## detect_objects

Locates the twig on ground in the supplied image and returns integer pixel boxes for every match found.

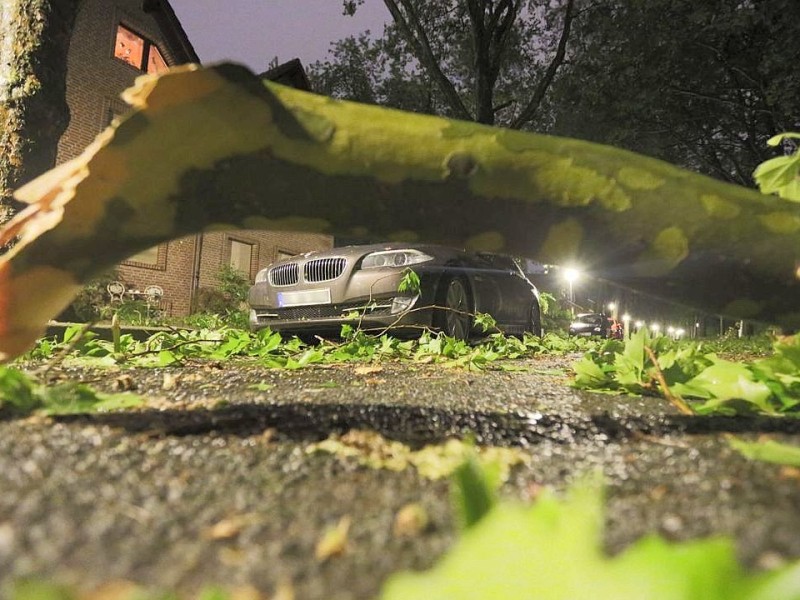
[644,345,694,416]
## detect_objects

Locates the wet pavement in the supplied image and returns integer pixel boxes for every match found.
[1,356,799,598]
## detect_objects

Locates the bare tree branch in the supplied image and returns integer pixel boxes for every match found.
[510,0,574,129]
[384,0,473,121]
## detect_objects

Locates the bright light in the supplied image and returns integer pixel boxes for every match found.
[608,302,617,312]
[635,321,644,329]
[651,323,660,333]
[622,313,631,322]
[676,328,685,338]
[562,267,581,283]
[667,326,675,334]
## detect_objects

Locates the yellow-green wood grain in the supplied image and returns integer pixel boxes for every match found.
[1,63,798,359]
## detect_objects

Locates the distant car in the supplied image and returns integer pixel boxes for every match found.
[248,243,542,340]
[568,312,619,338]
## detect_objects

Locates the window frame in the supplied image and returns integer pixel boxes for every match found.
[226,235,259,281]
[122,243,168,271]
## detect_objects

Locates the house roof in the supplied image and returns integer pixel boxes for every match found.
[142,0,200,64]
[259,58,312,92]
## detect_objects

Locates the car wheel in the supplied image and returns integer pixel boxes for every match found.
[528,302,543,338]
[436,276,472,340]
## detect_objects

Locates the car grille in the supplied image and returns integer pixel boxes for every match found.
[256,301,393,322]
[305,257,346,283]
[269,263,299,286]
[268,258,346,286]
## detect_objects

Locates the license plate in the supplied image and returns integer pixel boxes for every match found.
[278,288,331,307]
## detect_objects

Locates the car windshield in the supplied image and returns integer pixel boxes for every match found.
[577,314,603,325]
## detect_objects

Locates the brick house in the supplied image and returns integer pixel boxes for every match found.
[57,0,333,317]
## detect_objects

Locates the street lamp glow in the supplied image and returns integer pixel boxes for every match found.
[622,313,631,322]
[608,302,617,312]
[561,266,582,315]
[563,267,581,284]
[650,323,660,334]
[635,320,644,329]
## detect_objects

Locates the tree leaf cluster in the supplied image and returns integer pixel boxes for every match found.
[549,0,800,185]
[24,323,593,372]
[0,364,143,417]
[573,328,800,415]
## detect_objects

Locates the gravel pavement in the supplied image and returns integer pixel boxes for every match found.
[1,355,799,598]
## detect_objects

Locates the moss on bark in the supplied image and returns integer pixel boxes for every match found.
[0,0,81,223]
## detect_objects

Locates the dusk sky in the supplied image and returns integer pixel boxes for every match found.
[169,1,389,72]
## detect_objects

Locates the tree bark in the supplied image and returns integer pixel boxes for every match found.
[0,0,81,223]
[468,0,519,125]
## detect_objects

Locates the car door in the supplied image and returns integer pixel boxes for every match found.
[473,254,531,327]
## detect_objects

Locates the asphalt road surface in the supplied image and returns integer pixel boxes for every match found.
[1,356,799,599]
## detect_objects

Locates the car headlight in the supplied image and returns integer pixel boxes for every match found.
[361,249,434,269]
[255,269,269,283]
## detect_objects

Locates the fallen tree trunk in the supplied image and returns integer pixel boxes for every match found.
[1,63,798,359]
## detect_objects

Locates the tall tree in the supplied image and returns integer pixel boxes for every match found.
[318,0,575,128]
[548,0,800,185]
[0,0,80,223]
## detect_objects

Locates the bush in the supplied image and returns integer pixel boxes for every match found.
[193,286,231,315]
[58,271,122,322]
[189,266,251,329]
[218,264,250,304]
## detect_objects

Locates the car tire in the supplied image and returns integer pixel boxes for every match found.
[436,276,473,340]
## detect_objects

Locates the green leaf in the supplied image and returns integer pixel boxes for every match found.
[767,133,800,147]
[0,366,41,413]
[614,327,648,388]
[248,382,274,391]
[398,268,421,294]
[450,455,497,530]
[674,355,774,414]
[381,477,800,600]
[729,437,800,467]
[753,154,800,201]
[92,392,146,412]
[10,579,76,600]
[255,328,283,354]
[198,587,230,600]
[157,349,179,366]
[38,383,107,415]
[573,355,612,389]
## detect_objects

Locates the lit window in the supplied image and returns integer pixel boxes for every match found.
[114,25,144,69]
[147,45,168,74]
[113,24,168,73]
[230,241,253,275]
